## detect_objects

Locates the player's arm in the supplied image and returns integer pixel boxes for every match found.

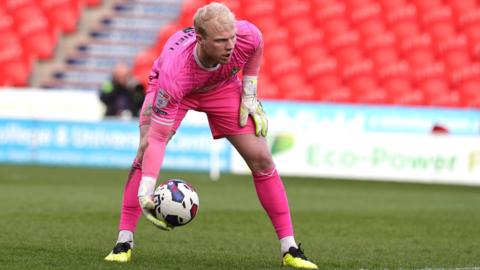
[137,77,177,230]
[239,28,267,137]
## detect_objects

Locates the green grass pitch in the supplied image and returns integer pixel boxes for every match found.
[1,164,479,270]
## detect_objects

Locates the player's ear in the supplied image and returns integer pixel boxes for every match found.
[196,33,204,45]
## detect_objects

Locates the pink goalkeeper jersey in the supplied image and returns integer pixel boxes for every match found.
[141,20,263,179]
[146,20,262,120]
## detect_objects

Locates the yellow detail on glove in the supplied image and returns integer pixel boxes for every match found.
[240,76,268,137]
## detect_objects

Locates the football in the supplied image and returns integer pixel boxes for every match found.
[153,179,199,227]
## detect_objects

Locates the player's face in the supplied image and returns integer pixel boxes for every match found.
[198,23,236,66]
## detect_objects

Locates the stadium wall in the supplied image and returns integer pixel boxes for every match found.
[1,88,479,185]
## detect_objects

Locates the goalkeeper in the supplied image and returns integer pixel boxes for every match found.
[105,2,317,269]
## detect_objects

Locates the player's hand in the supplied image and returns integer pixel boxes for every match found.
[240,77,268,137]
[138,196,174,231]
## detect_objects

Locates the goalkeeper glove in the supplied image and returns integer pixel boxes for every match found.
[138,195,174,231]
[239,76,268,137]
[138,177,173,231]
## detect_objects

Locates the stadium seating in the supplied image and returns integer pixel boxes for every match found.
[40,0,83,34]
[3,0,479,109]
[128,0,480,108]
[0,0,96,86]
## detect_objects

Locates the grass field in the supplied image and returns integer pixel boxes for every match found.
[1,164,480,270]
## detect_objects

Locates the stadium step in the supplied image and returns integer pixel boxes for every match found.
[33,0,181,90]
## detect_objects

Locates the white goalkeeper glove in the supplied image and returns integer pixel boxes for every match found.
[138,177,173,231]
[239,76,268,137]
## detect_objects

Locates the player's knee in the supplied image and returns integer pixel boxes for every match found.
[248,152,274,172]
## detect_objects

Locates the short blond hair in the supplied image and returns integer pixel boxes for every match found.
[193,2,236,37]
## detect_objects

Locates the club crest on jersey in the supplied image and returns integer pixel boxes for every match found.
[231,67,240,76]
[149,70,159,81]
[153,90,170,114]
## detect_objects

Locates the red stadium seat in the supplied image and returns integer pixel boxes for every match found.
[378,61,413,95]
[291,30,323,53]
[84,0,101,7]
[276,0,311,25]
[452,64,480,101]
[411,0,443,13]
[472,43,480,59]
[178,0,208,27]
[342,59,378,95]
[428,90,461,107]
[378,0,408,12]
[353,87,388,104]
[40,0,81,34]
[266,56,301,78]
[446,0,478,16]
[132,48,158,87]
[438,35,472,72]
[458,10,480,46]
[315,86,353,103]
[0,33,30,86]
[320,19,350,40]
[0,7,12,29]
[10,5,58,60]
[284,17,316,36]
[254,17,279,33]
[314,1,349,38]
[216,0,243,19]
[386,4,420,39]
[253,17,285,48]
[286,18,323,52]
[413,62,450,100]
[364,32,399,67]
[305,57,343,92]
[344,0,374,10]
[280,75,315,101]
[262,28,289,49]
[310,0,339,9]
[257,75,281,100]
[390,89,425,106]
[241,0,276,21]
[421,6,456,42]
[400,34,435,69]
[328,31,363,66]
[1,0,36,11]
[459,78,480,100]
[350,3,385,38]
[264,42,293,59]
[298,44,329,67]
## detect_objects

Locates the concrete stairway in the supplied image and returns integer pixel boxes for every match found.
[33,0,183,91]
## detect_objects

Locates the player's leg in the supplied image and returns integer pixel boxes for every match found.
[199,81,317,269]
[226,134,317,269]
[105,93,154,262]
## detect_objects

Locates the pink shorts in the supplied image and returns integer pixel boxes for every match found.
[140,81,255,139]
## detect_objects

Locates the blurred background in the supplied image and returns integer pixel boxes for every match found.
[0,0,480,185]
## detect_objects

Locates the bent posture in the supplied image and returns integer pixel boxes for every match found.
[105,3,317,269]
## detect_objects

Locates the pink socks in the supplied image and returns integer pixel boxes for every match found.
[252,167,294,239]
[118,158,143,232]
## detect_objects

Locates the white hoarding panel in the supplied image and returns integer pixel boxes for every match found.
[232,132,480,185]
[0,88,105,121]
